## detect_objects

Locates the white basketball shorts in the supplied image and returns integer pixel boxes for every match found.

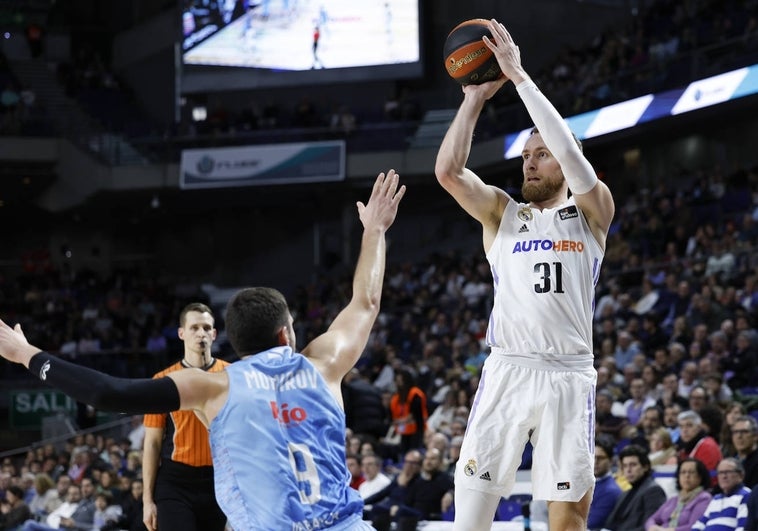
[455,353,596,502]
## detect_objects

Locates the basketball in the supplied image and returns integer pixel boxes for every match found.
[443,18,503,85]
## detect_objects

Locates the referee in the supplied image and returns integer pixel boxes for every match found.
[142,303,229,531]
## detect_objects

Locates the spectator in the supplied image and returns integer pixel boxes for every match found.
[639,313,669,354]
[648,427,678,467]
[657,372,689,411]
[698,403,725,442]
[724,330,758,390]
[645,457,712,531]
[732,415,758,488]
[95,471,119,503]
[27,474,57,521]
[358,455,391,501]
[364,450,422,531]
[426,390,458,434]
[704,240,736,281]
[43,476,70,517]
[19,483,83,530]
[676,410,723,481]
[92,492,121,531]
[398,448,453,525]
[604,444,666,530]
[615,331,642,370]
[389,369,428,458]
[66,450,92,486]
[720,402,748,458]
[692,458,750,530]
[342,368,388,440]
[126,416,144,451]
[65,478,96,529]
[677,362,700,399]
[702,372,733,406]
[596,389,628,442]
[588,435,624,531]
[688,385,710,414]
[425,432,451,471]
[623,378,657,427]
[1,485,32,530]
[114,478,146,531]
[446,436,463,478]
[346,454,365,491]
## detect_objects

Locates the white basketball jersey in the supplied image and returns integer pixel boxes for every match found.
[485,196,603,358]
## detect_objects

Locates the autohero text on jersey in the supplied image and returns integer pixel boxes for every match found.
[512,239,585,253]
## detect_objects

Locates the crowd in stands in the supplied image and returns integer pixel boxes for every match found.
[531,0,758,118]
[0,427,148,530]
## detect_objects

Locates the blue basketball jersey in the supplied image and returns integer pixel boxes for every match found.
[210,346,365,530]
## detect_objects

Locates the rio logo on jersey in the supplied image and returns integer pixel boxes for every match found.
[270,401,308,426]
[512,239,584,253]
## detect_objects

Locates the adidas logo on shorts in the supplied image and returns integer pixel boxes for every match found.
[479,471,491,481]
[557,481,571,490]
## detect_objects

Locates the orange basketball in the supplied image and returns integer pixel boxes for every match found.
[443,18,503,85]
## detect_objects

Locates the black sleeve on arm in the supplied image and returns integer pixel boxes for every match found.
[28,351,181,414]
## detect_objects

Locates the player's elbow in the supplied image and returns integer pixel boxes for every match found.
[363,292,381,316]
[434,162,461,191]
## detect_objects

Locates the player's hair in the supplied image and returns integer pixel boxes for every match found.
[225,287,289,357]
[179,302,214,326]
[530,126,583,152]
[675,458,711,491]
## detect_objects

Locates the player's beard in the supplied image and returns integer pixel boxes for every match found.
[522,175,564,203]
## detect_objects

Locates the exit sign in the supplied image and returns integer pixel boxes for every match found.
[9,389,77,429]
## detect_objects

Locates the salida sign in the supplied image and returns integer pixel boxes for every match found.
[10,389,77,429]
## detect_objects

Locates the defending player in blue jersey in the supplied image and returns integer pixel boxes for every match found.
[0,170,405,531]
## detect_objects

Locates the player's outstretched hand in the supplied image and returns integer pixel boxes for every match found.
[357,169,406,231]
[482,18,528,86]
[0,319,39,367]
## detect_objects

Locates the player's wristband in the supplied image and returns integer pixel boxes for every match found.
[28,351,181,414]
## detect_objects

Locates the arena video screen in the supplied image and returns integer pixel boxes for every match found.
[181,0,423,92]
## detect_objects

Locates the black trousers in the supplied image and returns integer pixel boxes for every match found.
[154,460,226,531]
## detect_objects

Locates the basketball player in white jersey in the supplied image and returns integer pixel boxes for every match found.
[435,19,615,531]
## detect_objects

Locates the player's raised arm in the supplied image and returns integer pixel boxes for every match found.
[484,18,615,245]
[303,170,404,384]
